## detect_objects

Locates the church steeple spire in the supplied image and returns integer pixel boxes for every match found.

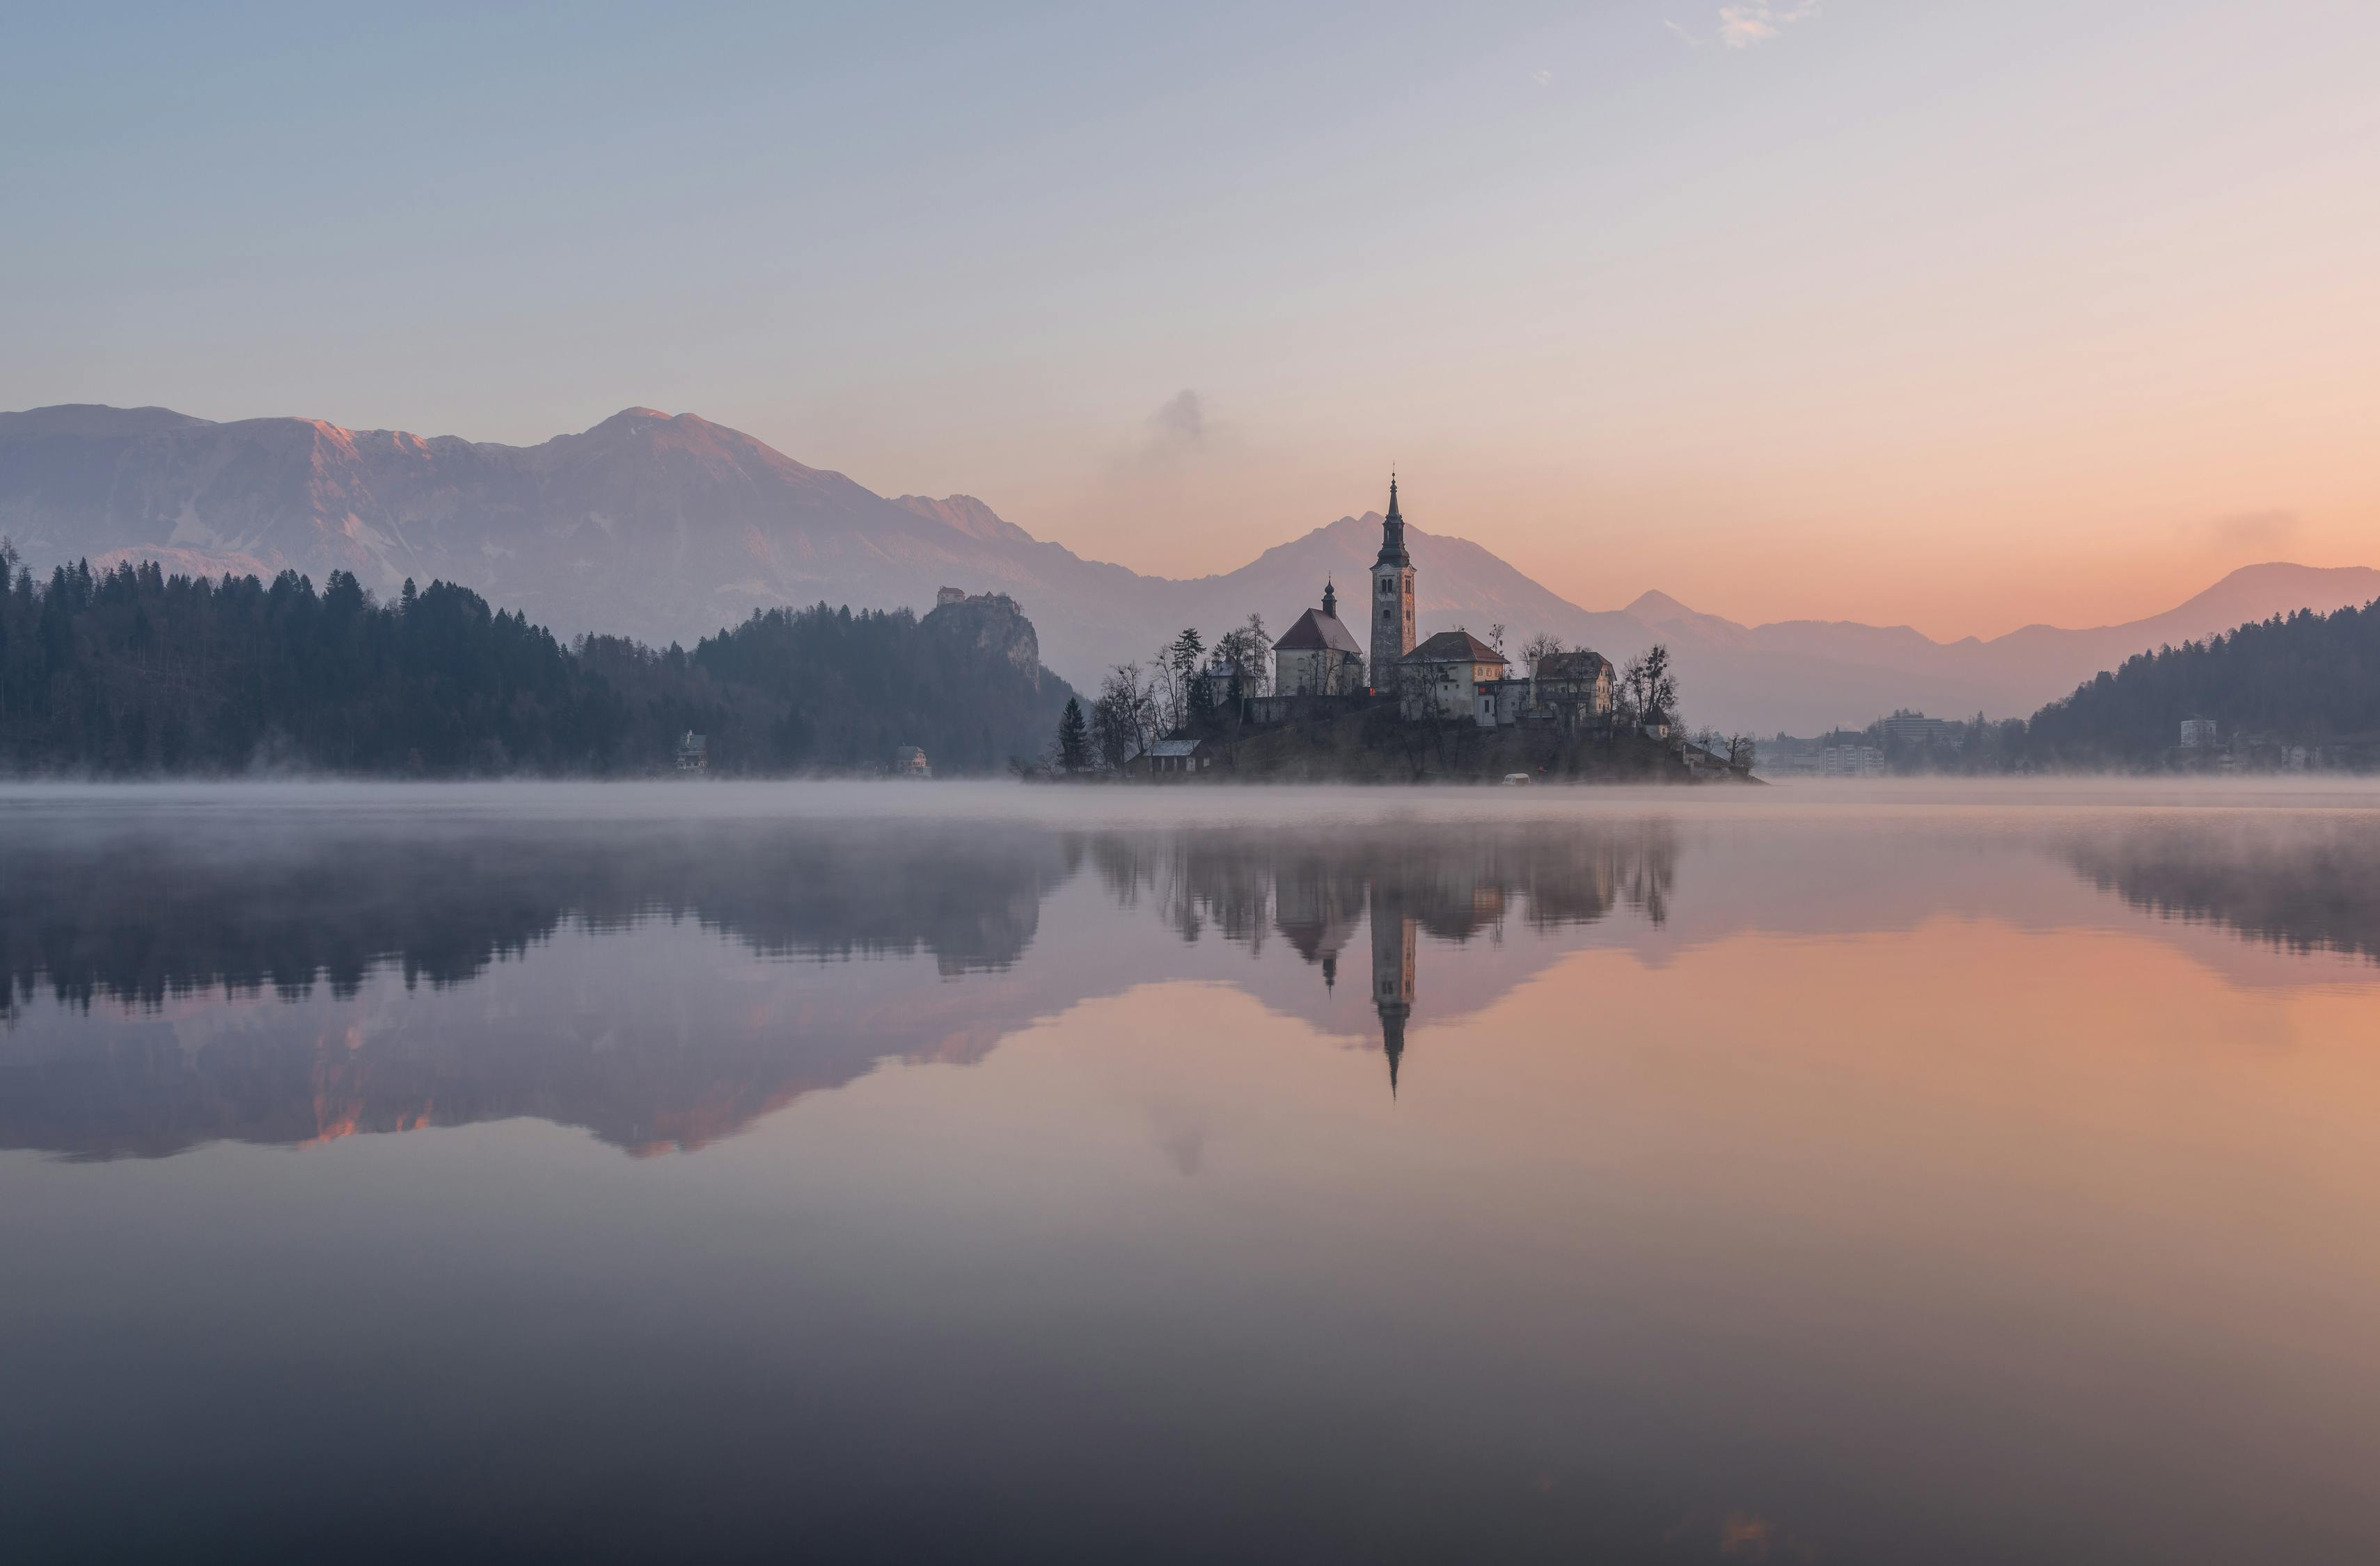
[1367,470,1417,686]
[1322,578,1338,618]
[1376,474,1408,567]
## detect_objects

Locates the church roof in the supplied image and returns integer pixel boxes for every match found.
[1402,629,1506,665]
[1274,606,1364,655]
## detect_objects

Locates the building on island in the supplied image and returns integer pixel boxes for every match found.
[2180,717,2219,749]
[674,731,707,771]
[1369,475,1417,689]
[1140,477,1673,773]
[1272,580,1367,696]
[1146,738,1209,775]
[1530,650,1615,727]
[1397,630,1510,725]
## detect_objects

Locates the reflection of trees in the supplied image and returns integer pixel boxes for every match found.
[1081,820,1680,965]
[0,822,1069,1013]
[0,813,1685,1156]
[2069,821,2380,964]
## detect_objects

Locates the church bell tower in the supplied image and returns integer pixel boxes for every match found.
[1369,475,1416,690]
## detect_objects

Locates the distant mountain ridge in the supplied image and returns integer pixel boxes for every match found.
[4,402,2373,732]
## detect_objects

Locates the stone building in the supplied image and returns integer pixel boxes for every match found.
[1271,581,1366,696]
[1530,649,1615,728]
[1397,630,1510,725]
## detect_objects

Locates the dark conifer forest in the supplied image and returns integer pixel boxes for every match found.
[2024,599,2380,764]
[0,553,1073,776]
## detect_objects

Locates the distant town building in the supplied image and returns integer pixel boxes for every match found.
[1271,580,1367,696]
[936,586,968,607]
[893,745,932,777]
[673,731,707,771]
[1398,630,1509,725]
[1369,475,1417,688]
[1818,743,1884,777]
[2180,717,2219,748]
[1880,712,1960,752]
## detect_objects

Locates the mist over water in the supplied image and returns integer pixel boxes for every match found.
[6,781,2380,1563]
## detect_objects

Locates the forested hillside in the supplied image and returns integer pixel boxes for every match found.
[0,548,1071,775]
[2026,599,2380,764]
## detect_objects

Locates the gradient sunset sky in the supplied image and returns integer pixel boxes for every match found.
[7,2,2377,639]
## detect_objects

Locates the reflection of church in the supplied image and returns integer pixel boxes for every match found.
[1370,889,1415,1097]
[1261,825,1677,1101]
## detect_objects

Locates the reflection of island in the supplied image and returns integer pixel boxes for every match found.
[1089,823,1680,1095]
[0,814,1682,1157]
[2067,820,2380,965]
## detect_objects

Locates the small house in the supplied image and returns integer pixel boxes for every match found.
[674,731,707,771]
[893,745,932,777]
[1146,738,1209,775]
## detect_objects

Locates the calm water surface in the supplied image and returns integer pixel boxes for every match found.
[4,782,2379,1563]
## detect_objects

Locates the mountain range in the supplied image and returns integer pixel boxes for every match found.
[5,402,2374,734]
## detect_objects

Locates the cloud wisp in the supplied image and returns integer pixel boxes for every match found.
[1669,3,1820,50]
[1146,389,1210,453]
[2180,509,2301,555]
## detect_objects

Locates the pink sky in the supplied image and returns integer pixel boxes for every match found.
[9,3,2376,640]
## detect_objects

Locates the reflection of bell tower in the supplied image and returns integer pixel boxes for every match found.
[1370,890,1417,1098]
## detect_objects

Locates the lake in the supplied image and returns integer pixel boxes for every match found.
[4,782,2379,1563]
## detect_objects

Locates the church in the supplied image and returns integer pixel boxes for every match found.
[1268,476,1616,731]
[1270,580,1365,695]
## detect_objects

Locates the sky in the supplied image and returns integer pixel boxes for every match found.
[6,1,2378,639]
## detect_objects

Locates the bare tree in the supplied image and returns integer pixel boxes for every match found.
[1150,642,1186,733]
[1093,662,1157,770]
[1521,631,1563,676]
[1488,622,1506,656]
[1619,644,1678,720]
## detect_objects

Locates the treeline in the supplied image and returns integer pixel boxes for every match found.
[0,548,1071,775]
[1804,598,2380,773]
[2025,599,2380,764]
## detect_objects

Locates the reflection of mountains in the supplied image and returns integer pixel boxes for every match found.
[2068,820,2380,967]
[0,818,1678,1159]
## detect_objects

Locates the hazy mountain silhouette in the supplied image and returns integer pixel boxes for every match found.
[6,403,2372,730]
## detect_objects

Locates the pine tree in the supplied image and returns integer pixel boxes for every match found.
[1057,696,1090,773]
